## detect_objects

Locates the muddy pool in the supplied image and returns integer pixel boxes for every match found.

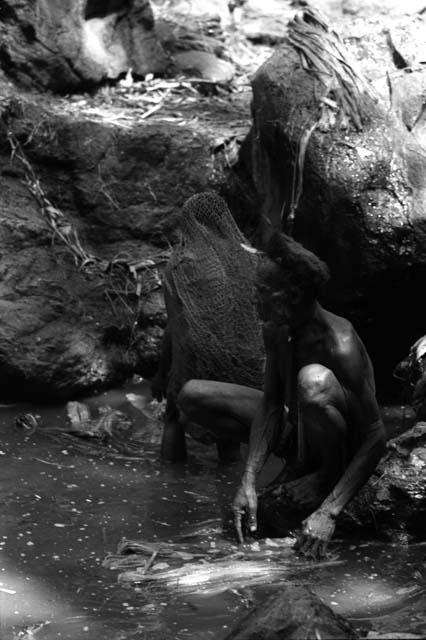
[0,383,424,639]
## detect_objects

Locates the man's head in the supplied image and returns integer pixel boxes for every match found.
[255,231,330,326]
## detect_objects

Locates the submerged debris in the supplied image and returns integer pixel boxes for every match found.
[15,413,42,434]
[14,394,163,460]
[104,535,342,595]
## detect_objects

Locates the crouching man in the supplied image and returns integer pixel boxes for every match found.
[179,231,386,558]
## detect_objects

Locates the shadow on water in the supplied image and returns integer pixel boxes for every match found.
[0,383,424,639]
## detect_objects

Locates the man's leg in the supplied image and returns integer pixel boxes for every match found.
[178,380,263,462]
[284,364,351,508]
[161,396,187,462]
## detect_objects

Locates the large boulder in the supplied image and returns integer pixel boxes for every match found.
[0,0,169,92]
[0,91,246,400]
[225,584,359,640]
[394,336,426,420]
[245,8,426,382]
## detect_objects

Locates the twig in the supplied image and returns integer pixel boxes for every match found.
[143,548,160,574]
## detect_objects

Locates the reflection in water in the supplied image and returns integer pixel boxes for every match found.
[0,385,424,639]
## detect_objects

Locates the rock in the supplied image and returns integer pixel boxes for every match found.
[225,584,359,640]
[155,0,231,25]
[155,16,226,57]
[244,8,426,379]
[367,633,425,639]
[174,50,235,83]
[241,17,288,45]
[0,0,169,93]
[0,91,247,400]
[394,336,426,420]
[356,422,426,526]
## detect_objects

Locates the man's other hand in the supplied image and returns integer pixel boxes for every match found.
[295,509,336,560]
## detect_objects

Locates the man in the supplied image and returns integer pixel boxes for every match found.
[178,230,386,557]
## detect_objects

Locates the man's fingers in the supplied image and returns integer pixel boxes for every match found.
[234,511,244,544]
[300,537,312,555]
[248,506,257,532]
[294,534,308,551]
[295,533,316,556]
[296,536,328,560]
[308,539,321,560]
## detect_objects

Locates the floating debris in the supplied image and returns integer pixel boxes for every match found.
[104,536,342,595]
[15,414,41,434]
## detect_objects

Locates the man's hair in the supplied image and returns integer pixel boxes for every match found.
[262,231,330,299]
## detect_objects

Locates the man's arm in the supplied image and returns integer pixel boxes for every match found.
[298,402,385,558]
[323,420,385,518]
[246,322,291,475]
[233,323,289,541]
[298,342,386,557]
[320,339,386,518]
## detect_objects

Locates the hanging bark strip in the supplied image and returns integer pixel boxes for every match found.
[287,9,376,131]
[288,121,318,234]
[284,8,379,232]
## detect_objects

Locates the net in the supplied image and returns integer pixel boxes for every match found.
[164,192,264,402]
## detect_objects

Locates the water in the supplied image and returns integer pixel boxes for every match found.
[0,385,424,639]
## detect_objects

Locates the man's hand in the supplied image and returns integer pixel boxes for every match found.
[295,509,336,560]
[232,477,258,544]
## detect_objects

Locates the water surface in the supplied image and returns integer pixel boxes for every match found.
[0,386,424,639]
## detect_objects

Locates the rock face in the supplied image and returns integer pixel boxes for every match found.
[225,584,359,640]
[394,336,426,420]
[352,422,426,532]
[0,92,244,400]
[0,0,169,92]
[174,51,235,83]
[245,9,426,380]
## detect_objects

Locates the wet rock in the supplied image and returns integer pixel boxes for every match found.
[0,0,169,93]
[394,336,426,420]
[367,633,425,639]
[225,584,359,640]
[352,422,426,527]
[243,9,426,375]
[156,16,226,57]
[0,93,245,400]
[241,17,288,45]
[174,50,235,83]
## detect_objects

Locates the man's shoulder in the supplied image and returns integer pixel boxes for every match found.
[322,309,362,357]
[322,308,355,335]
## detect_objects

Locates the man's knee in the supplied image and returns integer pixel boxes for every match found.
[298,364,339,411]
[177,379,205,418]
